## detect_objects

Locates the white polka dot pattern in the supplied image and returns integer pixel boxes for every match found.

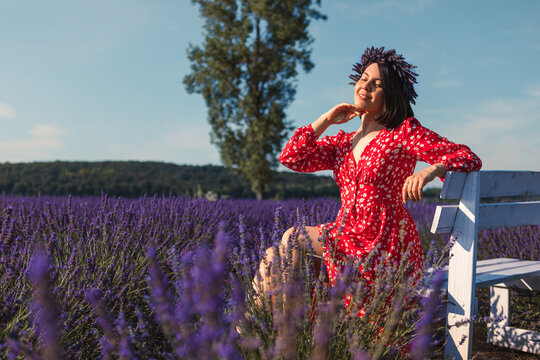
[279,117,482,287]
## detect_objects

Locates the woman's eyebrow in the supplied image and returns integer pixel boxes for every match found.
[362,71,381,81]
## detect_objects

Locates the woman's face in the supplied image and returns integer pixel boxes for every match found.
[354,62,384,114]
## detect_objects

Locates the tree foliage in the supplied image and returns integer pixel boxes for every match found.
[184,0,326,199]
[0,161,453,200]
[0,161,340,199]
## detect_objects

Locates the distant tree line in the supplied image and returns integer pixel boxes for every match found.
[0,161,342,199]
[0,161,446,200]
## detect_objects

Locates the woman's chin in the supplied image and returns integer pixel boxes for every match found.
[354,104,367,112]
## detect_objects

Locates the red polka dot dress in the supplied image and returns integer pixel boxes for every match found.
[279,117,482,294]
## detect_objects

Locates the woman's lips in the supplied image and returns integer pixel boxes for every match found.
[358,93,371,100]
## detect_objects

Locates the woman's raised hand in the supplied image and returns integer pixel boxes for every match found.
[312,103,364,137]
[402,163,447,203]
[325,103,364,125]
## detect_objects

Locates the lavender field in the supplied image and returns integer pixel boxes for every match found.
[0,195,538,359]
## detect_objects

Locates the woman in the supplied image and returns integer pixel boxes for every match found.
[254,46,482,310]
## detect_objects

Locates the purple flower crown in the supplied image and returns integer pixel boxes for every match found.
[349,46,419,104]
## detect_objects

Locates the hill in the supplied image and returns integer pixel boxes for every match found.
[0,161,340,199]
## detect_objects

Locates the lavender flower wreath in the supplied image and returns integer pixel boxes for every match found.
[349,46,419,104]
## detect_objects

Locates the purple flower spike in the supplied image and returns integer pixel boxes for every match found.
[410,270,445,360]
[6,336,21,360]
[28,245,64,360]
[85,288,116,359]
[146,246,177,341]
[116,311,134,360]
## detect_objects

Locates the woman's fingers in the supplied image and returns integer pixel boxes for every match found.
[326,103,363,125]
[415,182,423,201]
[402,180,410,203]
[333,110,356,124]
[402,177,425,202]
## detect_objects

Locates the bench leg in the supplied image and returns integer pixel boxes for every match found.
[489,284,510,327]
[488,283,540,354]
[445,296,477,360]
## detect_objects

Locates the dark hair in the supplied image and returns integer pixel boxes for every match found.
[375,63,414,128]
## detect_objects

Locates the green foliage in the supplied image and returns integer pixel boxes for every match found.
[184,0,326,199]
[0,161,341,199]
[0,161,446,200]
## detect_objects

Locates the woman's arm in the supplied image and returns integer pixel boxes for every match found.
[279,103,362,172]
[311,103,362,137]
[311,113,332,137]
[402,119,482,202]
[402,163,447,203]
[311,103,362,136]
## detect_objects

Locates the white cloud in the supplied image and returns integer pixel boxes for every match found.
[29,124,66,148]
[159,126,221,164]
[0,124,66,162]
[100,125,221,165]
[162,126,213,150]
[428,90,540,171]
[0,102,15,118]
[526,84,540,97]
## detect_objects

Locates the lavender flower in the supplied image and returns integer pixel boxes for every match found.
[85,288,116,359]
[0,194,535,359]
[116,311,135,360]
[410,270,445,360]
[145,246,177,345]
[28,245,64,360]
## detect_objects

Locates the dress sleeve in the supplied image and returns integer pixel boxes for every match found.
[405,118,482,172]
[279,124,345,172]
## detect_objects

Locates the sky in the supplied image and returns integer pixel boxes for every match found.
[1,0,539,184]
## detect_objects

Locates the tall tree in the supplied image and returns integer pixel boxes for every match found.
[184,0,326,199]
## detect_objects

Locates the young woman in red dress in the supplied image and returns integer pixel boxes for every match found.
[254,46,482,312]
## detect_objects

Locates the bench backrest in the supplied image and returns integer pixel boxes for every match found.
[432,171,540,234]
[430,170,540,358]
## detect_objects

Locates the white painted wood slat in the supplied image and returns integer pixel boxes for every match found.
[440,171,467,199]
[445,172,479,360]
[475,263,540,288]
[487,325,540,354]
[430,205,458,234]
[431,202,540,233]
[476,259,540,274]
[490,285,510,327]
[430,259,540,291]
[439,170,540,199]
[480,171,540,198]
[479,201,540,229]
[476,258,521,267]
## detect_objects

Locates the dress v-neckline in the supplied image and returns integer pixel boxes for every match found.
[351,129,385,166]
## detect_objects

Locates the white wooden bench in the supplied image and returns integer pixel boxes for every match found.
[430,170,540,359]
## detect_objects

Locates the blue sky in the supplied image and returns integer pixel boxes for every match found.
[1,0,539,180]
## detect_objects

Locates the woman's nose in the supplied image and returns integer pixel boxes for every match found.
[358,83,370,92]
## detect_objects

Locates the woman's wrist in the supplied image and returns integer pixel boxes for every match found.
[312,113,333,137]
[424,163,447,180]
